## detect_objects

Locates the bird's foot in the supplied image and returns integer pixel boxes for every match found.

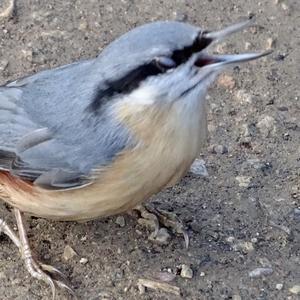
[0,209,77,300]
[133,204,189,248]
[22,254,76,300]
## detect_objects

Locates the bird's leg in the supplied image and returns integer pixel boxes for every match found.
[0,217,21,248]
[0,216,69,298]
[133,204,189,248]
[13,208,77,300]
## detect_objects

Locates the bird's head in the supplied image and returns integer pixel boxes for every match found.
[90,18,270,117]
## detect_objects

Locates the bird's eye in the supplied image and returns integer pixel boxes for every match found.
[154,56,176,71]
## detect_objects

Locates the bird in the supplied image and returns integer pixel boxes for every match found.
[0,17,270,299]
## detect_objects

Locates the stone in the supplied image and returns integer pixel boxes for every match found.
[245,42,252,50]
[266,38,276,49]
[78,20,89,31]
[212,144,228,154]
[248,267,273,278]
[235,176,251,188]
[189,159,208,177]
[289,285,300,295]
[152,228,171,245]
[115,216,125,227]
[62,245,77,261]
[233,241,254,253]
[257,115,276,137]
[0,60,8,72]
[180,264,193,279]
[79,257,88,265]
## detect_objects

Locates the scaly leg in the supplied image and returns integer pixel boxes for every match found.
[0,209,77,299]
[134,204,189,248]
[0,216,21,248]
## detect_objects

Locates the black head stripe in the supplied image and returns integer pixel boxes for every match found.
[87,61,164,112]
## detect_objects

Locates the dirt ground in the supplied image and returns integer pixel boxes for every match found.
[0,0,299,299]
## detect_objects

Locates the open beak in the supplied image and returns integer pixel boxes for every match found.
[195,17,272,69]
[195,50,272,69]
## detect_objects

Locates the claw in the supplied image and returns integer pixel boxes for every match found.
[54,280,78,300]
[40,263,68,281]
[41,264,77,298]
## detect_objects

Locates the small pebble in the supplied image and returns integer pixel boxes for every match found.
[115,216,126,227]
[266,37,276,49]
[233,241,254,253]
[150,228,171,245]
[217,74,236,89]
[276,283,283,290]
[232,295,242,300]
[173,11,188,22]
[154,271,176,282]
[257,115,276,137]
[258,257,272,268]
[212,144,228,154]
[62,245,77,261]
[180,264,193,279]
[251,237,258,243]
[189,159,208,177]
[199,272,205,277]
[80,257,88,265]
[245,42,252,50]
[235,176,251,188]
[249,267,273,278]
[289,285,300,295]
[80,235,87,242]
[0,60,8,72]
[235,89,253,104]
[22,49,33,62]
[226,236,235,243]
[78,20,88,31]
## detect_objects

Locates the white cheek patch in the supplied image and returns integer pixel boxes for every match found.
[125,84,158,107]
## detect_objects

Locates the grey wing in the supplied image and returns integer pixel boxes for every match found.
[0,59,134,190]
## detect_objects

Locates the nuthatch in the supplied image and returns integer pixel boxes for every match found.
[0,18,270,298]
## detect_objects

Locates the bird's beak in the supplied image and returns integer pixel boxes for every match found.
[194,50,272,69]
[194,17,272,69]
[202,17,255,44]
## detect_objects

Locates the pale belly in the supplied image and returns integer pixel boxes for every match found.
[1,142,198,221]
[1,98,207,221]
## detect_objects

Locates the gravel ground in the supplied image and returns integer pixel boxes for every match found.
[0,0,299,299]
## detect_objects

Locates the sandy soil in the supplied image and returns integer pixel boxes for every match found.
[0,0,299,299]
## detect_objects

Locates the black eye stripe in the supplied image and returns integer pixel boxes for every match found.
[171,34,212,65]
[87,62,164,112]
[88,33,213,113]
